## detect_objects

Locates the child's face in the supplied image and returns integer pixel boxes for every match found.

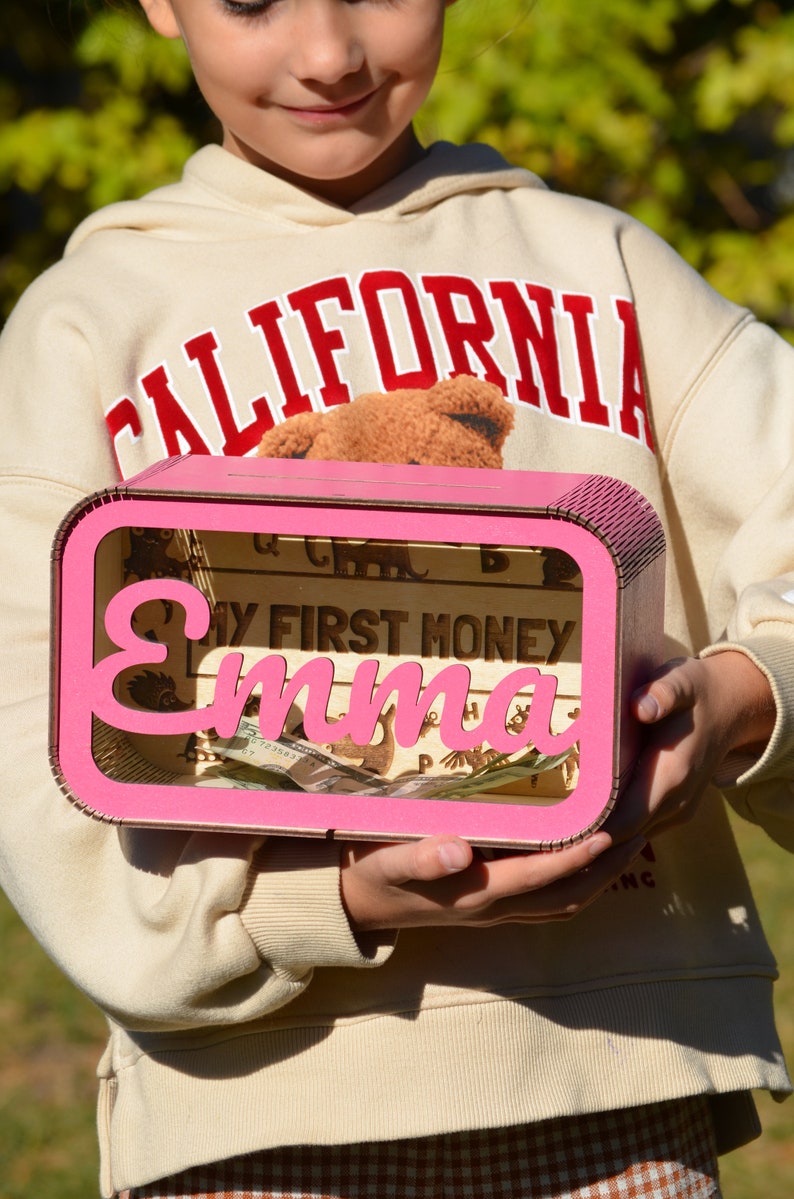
[140,0,450,206]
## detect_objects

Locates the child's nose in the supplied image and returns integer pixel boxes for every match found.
[289,0,366,83]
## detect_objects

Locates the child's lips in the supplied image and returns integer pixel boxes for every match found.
[282,90,376,123]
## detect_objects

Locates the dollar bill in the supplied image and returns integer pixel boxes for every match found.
[207,718,576,802]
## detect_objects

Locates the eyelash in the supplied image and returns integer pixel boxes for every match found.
[219,0,276,18]
[218,0,381,17]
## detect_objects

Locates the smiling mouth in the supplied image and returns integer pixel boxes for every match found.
[283,91,376,122]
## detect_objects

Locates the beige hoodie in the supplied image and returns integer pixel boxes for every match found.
[0,142,792,1194]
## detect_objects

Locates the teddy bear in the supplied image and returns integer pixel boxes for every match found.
[257,374,514,468]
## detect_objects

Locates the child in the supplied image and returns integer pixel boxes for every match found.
[1,0,792,1195]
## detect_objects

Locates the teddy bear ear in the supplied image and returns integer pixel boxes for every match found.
[257,412,324,459]
[429,376,515,449]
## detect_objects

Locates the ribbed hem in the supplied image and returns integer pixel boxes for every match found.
[240,838,395,973]
[99,975,790,1193]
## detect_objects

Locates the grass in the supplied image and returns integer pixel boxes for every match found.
[718,811,794,1199]
[0,812,791,1198]
[0,888,107,1198]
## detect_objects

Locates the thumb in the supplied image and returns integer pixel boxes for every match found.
[632,657,696,724]
[352,836,474,885]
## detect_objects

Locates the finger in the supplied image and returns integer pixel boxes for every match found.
[481,834,648,925]
[344,832,617,931]
[605,729,705,845]
[355,829,613,896]
[349,835,475,887]
[409,832,615,919]
[633,657,699,723]
[603,748,667,843]
[473,832,614,899]
[541,834,648,916]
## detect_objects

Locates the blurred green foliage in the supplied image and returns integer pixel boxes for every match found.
[0,0,208,312]
[422,0,794,339]
[1,0,793,337]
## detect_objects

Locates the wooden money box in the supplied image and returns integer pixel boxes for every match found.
[50,457,665,848]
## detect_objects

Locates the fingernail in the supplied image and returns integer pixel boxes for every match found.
[438,842,469,872]
[635,692,660,721]
[587,833,611,857]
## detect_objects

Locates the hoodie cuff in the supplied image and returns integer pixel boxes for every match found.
[239,837,395,976]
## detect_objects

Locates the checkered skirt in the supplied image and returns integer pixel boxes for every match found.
[118,1096,721,1199]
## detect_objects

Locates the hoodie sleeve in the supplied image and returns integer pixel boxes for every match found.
[619,218,794,851]
[0,273,391,1036]
[663,315,794,852]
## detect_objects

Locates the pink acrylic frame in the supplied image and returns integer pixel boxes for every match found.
[51,460,663,847]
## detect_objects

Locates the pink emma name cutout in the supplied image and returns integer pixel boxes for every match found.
[50,458,665,848]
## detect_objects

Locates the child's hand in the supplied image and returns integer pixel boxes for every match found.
[340,831,646,931]
[339,650,775,932]
[605,649,776,845]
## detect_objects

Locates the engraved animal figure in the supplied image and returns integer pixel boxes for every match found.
[440,745,501,772]
[541,549,581,589]
[307,537,428,580]
[123,527,192,582]
[324,705,397,775]
[419,711,439,738]
[507,704,530,734]
[180,732,223,765]
[126,670,193,713]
